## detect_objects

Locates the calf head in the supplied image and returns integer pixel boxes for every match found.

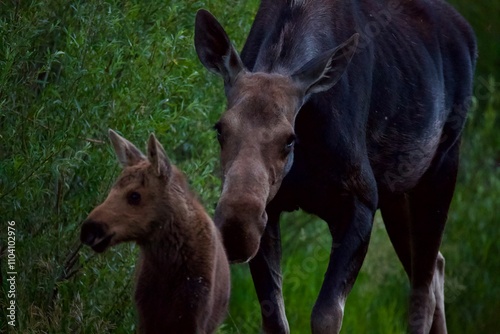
[80,130,173,252]
[194,9,359,262]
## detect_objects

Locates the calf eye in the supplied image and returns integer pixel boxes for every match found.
[127,191,141,205]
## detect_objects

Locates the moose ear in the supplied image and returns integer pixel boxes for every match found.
[194,9,245,87]
[292,33,359,96]
[108,129,145,167]
[147,133,172,178]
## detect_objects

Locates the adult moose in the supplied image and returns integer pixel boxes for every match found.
[194,0,476,333]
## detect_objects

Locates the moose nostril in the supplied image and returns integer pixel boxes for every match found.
[80,220,105,245]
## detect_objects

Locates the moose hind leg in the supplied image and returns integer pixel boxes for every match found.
[430,251,447,334]
[409,253,447,334]
[407,142,460,334]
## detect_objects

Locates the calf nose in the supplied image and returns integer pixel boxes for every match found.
[80,220,105,245]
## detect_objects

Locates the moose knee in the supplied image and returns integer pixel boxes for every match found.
[311,302,344,334]
[260,299,290,334]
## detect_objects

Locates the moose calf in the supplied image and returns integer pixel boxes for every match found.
[80,130,230,334]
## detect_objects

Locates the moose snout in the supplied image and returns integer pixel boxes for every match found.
[80,220,113,253]
[215,197,268,263]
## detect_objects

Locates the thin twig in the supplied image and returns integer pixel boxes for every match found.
[57,242,83,282]
[84,137,106,144]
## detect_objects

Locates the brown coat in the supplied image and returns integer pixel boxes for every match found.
[80,130,230,334]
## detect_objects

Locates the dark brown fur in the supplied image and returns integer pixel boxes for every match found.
[80,130,230,334]
[194,1,476,333]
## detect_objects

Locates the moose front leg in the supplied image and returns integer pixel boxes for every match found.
[311,195,376,334]
[249,210,289,334]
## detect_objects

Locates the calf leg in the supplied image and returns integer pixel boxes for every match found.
[249,210,289,334]
[407,142,459,334]
[311,195,376,334]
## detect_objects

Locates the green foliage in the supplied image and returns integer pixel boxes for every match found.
[0,0,257,332]
[449,0,500,77]
[1,0,498,333]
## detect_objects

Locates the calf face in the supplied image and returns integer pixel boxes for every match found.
[80,130,172,252]
[195,9,358,262]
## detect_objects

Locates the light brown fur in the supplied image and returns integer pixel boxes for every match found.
[80,130,230,334]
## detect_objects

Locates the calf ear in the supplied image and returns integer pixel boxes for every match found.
[292,33,359,96]
[194,9,245,87]
[147,133,172,178]
[108,129,145,167]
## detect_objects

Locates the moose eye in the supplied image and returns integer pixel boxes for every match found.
[127,191,141,205]
[284,134,296,152]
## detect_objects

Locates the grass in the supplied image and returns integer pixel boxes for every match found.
[1,0,498,333]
